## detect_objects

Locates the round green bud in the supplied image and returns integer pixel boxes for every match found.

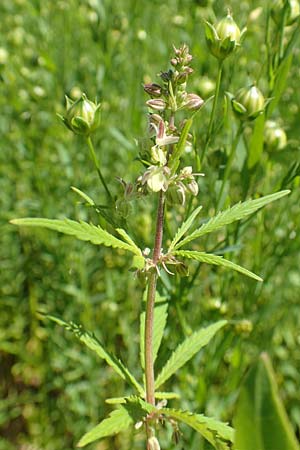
[216,13,241,43]
[205,12,243,60]
[264,120,287,150]
[197,76,216,97]
[232,85,265,121]
[271,0,300,26]
[61,93,101,136]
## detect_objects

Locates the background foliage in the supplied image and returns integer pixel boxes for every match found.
[1,0,300,449]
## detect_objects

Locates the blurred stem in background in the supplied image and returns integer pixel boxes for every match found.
[200,60,224,165]
[86,136,112,201]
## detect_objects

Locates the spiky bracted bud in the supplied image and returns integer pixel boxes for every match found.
[231,85,266,121]
[264,120,287,150]
[205,12,246,61]
[58,93,101,136]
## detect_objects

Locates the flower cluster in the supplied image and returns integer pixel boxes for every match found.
[144,44,204,114]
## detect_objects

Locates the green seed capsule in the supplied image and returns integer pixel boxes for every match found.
[216,14,241,43]
[205,12,244,60]
[59,94,101,136]
[232,85,265,121]
[264,121,287,150]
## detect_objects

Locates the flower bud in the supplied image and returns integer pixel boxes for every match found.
[59,93,101,136]
[146,98,167,111]
[205,12,244,60]
[144,83,163,98]
[232,85,265,121]
[197,76,216,97]
[184,93,204,111]
[271,0,300,26]
[186,180,199,196]
[264,120,287,151]
[147,437,161,450]
[216,13,241,42]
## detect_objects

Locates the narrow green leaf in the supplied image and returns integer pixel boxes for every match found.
[174,190,290,249]
[168,206,203,252]
[175,250,262,282]
[247,113,265,169]
[71,186,95,205]
[161,408,234,450]
[155,392,180,400]
[269,54,293,116]
[10,218,140,255]
[155,320,226,389]
[78,397,155,447]
[77,407,132,447]
[105,397,126,404]
[169,117,193,174]
[234,353,300,450]
[46,315,144,395]
[140,298,168,369]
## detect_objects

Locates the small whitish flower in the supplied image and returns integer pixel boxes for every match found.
[149,117,179,165]
[154,119,179,147]
[232,85,266,121]
[142,166,170,192]
[183,93,204,111]
[146,98,166,111]
[186,179,199,196]
[264,120,287,150]
[151,145,167,165]
[205,11,245,61]
[58,93,101,135]
[147,436,161,450]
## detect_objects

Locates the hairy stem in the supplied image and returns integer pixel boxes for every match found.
[86,136,112,200]
[200,59,224,164]
[144,191,165,408]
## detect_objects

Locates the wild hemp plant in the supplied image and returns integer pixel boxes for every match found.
[11,35,290,450]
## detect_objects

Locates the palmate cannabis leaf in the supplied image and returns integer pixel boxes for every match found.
[161,408,234,450]
[175,250,262,281]
[45,315,144,395]
[140,293,169,369]
[10,218,142,256]
[171,190,290,250]
[155,320,226,389]
[78,396,155,447]
[168,205,203,251]
[77,407,132,447]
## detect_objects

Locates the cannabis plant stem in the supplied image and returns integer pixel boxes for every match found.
[200,60,224,164]
[86,136,112,200]
[145,191,165,409]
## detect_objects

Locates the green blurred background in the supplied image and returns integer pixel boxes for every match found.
[1,0,300,449]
